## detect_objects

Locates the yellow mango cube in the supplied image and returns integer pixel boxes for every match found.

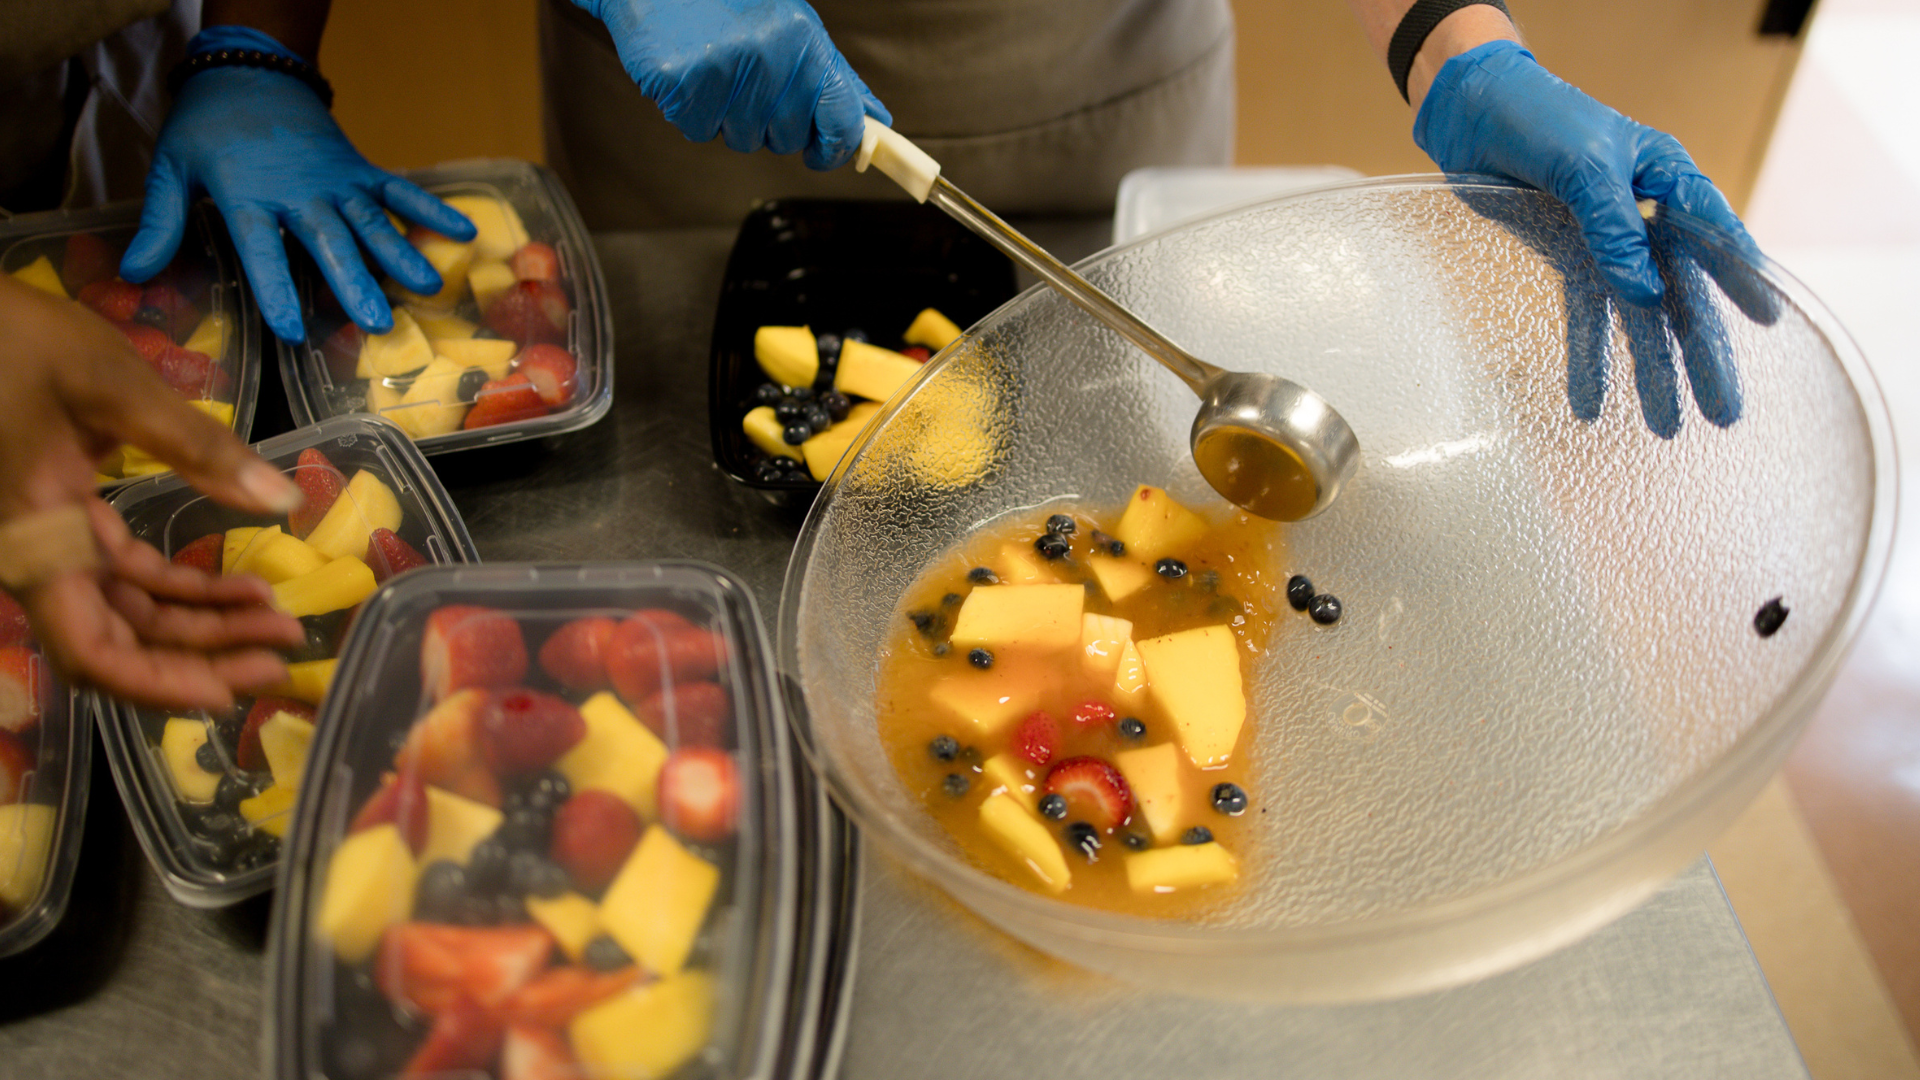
[1113,639,1148,701]
[359,309,435,379]
[1135,625,1245,767]
[271,556,377,619]
[924,653,1059,737]
[183,312,231,358]
[11,256,66,298]
[411,309,476,344]
[222,526,271,575]
[948,584,1084,653]
[467,259,516,311]
[833,339,921,403]
[433,337,516,381]
[1125,841,1239,893]
[304,470,402,561]
[162,718,221,804]
[265,659,336,705]
[240,783,297,836]
[317,824,418,963]
[0,804,55,910]
[1114,742,1186,843]
[527,891,601,962]
[994,541,1058,585]
[232,529,329,584]
[1080,613,1133,684]
[556,692,669,820]
[754,325,818,388]
[598,826,719,977]
[979,792,1069,893]
[980,753,1040,810]
[743,405,803,461]
[1088,555,1155,602]
[420,785,503,867]
[258,710,316,790]
[442,195,530,261]
[1111,484,1208,563]
[903,307,963,352]
[571,971,715,1080]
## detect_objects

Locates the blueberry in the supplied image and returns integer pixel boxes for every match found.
[751,459,783,482]
[1211,782,1248,816]
[790,386,815,402]
[456,367,489,401]
[1286,575,1314,612]
[584,935,632,972]
[1065,822,1100,859]
[1208,595,1245,618]
[506,849,553,894]
[1038,793,1068,820]
[801,406,831,433]
[1122,831,1151,851]
[820,391,851,421]
[468,838,510,889]
[1034,533,1070,560]
[941,592,963,608]
[931,642,950,657]
[415,860,468,919]
[774,399,804,423]
[233,836,279,872]
[499,806,551,850]
[942,772,970,798]
[522,770,571,812]
[782,423,811,446]
[492,893,529,922]
[752,383,784,406]
[843,328,869,344]
[929,734,960,761]
[1155,558,1188,579]
[1182,826,1214,845]
[816,333,844,362]
[195,739,223,772]
[214,717,243,754]
[529,860,571,899]
[1118,716,1146,740]
[966,567,999,586]
[1045,514,1077,536]
[1308,594,1342,625]
[192,809,246,843]
[1754,597,1789,637]
[453,893,496,926]
[214,771,260,810]
[132,306,170,330]
[1090,530,1124,557]
[1197,569,1220,592]
[967,647,993,670]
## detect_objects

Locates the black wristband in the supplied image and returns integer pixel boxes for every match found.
[167,48,334,108]
[1387,0,1511,104]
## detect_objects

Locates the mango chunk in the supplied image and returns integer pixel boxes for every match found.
[411,309,476,344]
[259,710,316,790]
[389,230,473,310]
[924,653,1060,737]
[1114,742,1186,843]
[556,692,669,820]
[11,256,67,298]
[743,405,803,461]
[188,399,236,428]
[571,971,715,1080]
[994,541,1058,585]
[388,356,471,438]
[948,583,1084,653]
[527,891,601,962]
[799,401,882,481]
[359,308,435,379]
[1113,639,1148,701]
[317,824,418,963]
[979,792,1069,893]
[304,470,402,561]
[162,718,221,804]
[467,259,517,311]
[754,325,818,388]
[420,785,503,867]
[233,529,329,585]
[222,526,269,575]
[442,195,530,261]
[1135,625,1245,768]
[903,307,964,352]
[240,783,297,837]
[598,826,718,977]
[833,339,921,403]
[183,312,232,358]
[271,556,377,619]
[265,659,336,705]
[434,336,516,381]
[980,753,1040,810]
[1111,485,1208,563]
[1125,841,1239,893]
[1088,555,1155,602]
[0,804,57,911]
[1080,613,1133,684]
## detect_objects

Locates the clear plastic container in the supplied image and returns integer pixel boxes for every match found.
[0,628,91,958]
[97,414,480,906]
[268,562,802,1080]
[274,159,613,455]
[1,201,261,485]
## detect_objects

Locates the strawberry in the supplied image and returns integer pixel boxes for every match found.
[78,278,142,323]
[366,528,428,583]
[348,770,430,855]
[320,322,363,383]
[1043,757,1133,830]
[289,448,343,539]
[1012,711,1057,766]
[140,283,199,339]
[0,648,43,736]
[61,232,118,294]
[421,605,528,702]
[393,688,502,807]
[549,790,641,893]
[536,616,618,692]
[658,747,739,843]
[0,730,34,804]
[375,922,554,1016]
[514,344,578,408]
[154,346,231,400]
[170,533,224,576]
[606,619,727,705]
[901,346,932,362]
[400,995,503,1078]
[0,593,29,649]
[115,321,172,366]
[500,1023,582,1080]
[500,966,641,1028]
[462,374,549,431]
[1070,701,1116,728]
[478,688,586,777]
[483,279,569,346]
[238,697,315,772]
[508,242,561,283]
[635,680,731,748]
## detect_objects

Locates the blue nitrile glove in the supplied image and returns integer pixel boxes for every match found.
[1416,40,1778,436]
[121,26,477,343]
[570,0,889,170]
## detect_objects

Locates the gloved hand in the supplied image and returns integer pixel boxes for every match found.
[1416,40,1778,436]
[571,0,889,170]
[121,26,477,343]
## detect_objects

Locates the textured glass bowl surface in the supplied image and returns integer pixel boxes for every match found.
[778,177,1897,1002]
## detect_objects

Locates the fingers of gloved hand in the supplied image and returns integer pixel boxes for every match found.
[100,577,304,653]
[721,47,806,154]
[341,193,442,299]
[1564,279,1614,423]
[1621,300,1682,439]
[657,52,734,145]
[120,156,193,284]
[1556,164,1665,308]
[762,42,826,157]
[284,203,393,334]
[24,573,258,711]
[849,66,891,126]
[1651,233,1742,428]
[225,203,308,343]
[377,174,476,243]
[1633,141,1781,327]
[802,56,874,171]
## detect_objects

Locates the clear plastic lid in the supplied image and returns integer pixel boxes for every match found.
[1,201,261,485]
[267,562,800,1080]
[96,414,480,907]
[0,608,92,958]
[274,159,614,455]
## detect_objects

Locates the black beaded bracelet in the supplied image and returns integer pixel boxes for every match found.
[1387,0,1511,104]
[167,48,334,108]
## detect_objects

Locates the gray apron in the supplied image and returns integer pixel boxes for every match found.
[540,0,1235,229]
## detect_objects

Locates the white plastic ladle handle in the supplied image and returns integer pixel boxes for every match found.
[853,117,942,203]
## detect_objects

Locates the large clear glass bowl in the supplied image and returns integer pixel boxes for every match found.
[777,177,1897,1002]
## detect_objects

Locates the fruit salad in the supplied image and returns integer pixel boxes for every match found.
[0,592,87,956]
[4,212,254,483]
[876,485,1327,913]
[305,601,751,1080]
[736,306,962,485]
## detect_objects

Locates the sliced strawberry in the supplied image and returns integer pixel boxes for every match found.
[1070,701,1116,728]
[634,679,731,748]
[499,1023,581,1080]
[500,966,642,1029]
[0,648,42,736]
[549,790,641,893]
[462,374,549,430]
[348,770,430,855]
[170,533,224,576]
[61,232,118,294]
[1012,711,1057,766]
[375,922,554,1016]
[400,994,503,1078]
[421,605,528,702]
[658,747,739,843]
[140,283,199,339]
[536,616,618,692]
[320,322,363,383]
[508,242,561,284]
[115,321,173,366]
[237,697,315,772]
[393,688,502,807]
[0,594,28,649]
[154,346,231,400]
[483,279,569,346]
[78,278,141,323]
[478,688,586,777]
[901,346,931,362]
[0,730,34,805]
[514,344,578,408]
[289,447,343,539]
[1043,757,1132,830]
[605,619,727,705]
[366,528,428,583]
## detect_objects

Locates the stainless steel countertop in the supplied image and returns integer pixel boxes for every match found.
[0,224,1807,1079]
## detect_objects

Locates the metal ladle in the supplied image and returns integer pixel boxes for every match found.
[855,120,1360,521]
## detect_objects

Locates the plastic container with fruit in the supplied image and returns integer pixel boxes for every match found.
[275,159,612,455]
[267,562,804,1080]
[0,595,92,957]
[96,414,480,906]
[2,202,261,485]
